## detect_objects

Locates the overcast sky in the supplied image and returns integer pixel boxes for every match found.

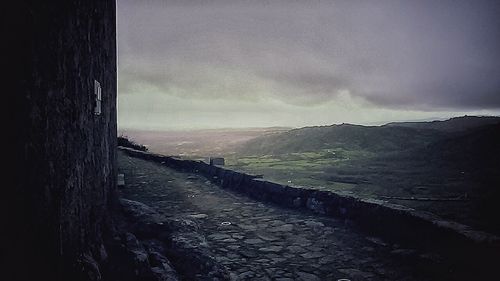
[117,0,500,130]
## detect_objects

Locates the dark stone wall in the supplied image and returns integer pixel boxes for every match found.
[3,1,117,280]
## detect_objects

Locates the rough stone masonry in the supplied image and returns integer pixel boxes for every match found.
[4,1,117,280]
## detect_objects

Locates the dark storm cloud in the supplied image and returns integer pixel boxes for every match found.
[117,0,500,117]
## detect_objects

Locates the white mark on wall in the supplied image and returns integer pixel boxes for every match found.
[94,80,102,115]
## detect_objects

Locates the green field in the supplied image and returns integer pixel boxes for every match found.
[227,148,367,189]
[227,149,492,233]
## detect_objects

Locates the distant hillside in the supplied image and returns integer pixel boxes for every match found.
[416,123,500,167]
[237,116,500,156]
[238,123,445,155]
[385,116,500,132]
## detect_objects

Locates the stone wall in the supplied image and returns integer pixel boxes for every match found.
[120,147,500,272]
[4,1,117,280]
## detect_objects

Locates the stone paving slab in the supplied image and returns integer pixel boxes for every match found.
[118,152,456,281]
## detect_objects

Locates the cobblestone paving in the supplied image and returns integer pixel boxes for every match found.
[119,152,450,281]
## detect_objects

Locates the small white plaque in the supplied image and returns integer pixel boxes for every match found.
[94,80,102,115]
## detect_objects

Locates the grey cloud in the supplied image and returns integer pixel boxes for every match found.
[118,0,500,111]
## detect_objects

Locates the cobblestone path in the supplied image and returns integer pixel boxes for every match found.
[119,152,449,281]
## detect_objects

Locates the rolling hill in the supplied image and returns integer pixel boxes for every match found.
[413,122,500,174]
[237,116,500,156]
[385,115,500,132]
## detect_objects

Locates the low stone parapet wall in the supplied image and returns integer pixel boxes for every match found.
[119,146,500,270]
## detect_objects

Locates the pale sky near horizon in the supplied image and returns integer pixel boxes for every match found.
[117,0,500,130]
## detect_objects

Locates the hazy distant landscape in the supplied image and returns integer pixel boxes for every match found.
[120,116,500,235]
[119,127,291,157]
